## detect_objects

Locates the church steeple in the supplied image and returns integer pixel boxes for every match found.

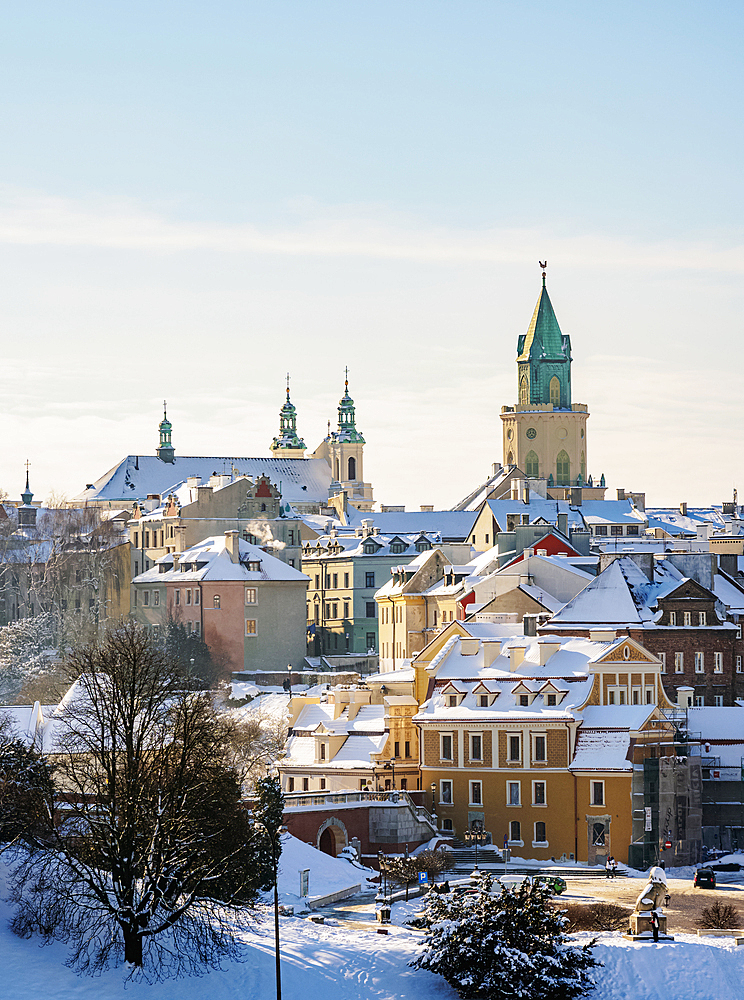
[157,402,175,464]
[18,461,37,528]
[270,374,306,458]
[516,262,572,410]
[335,368,365,444]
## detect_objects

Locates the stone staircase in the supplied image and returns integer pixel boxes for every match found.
[442,842,627,880]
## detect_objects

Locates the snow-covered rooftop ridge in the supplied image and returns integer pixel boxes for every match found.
[76,454,333,506]
[342,507,478,541]
[132,534,309,583]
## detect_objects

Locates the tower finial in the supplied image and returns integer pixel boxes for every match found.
[163,399,167,418]
[286,372,291,399]
[539,260,547,287]
[24,458,30,491]
[344,365,349,393]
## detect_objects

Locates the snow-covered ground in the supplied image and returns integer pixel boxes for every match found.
[2,837,744,999]
[273,833,377,909]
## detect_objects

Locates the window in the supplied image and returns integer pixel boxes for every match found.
[442,818,453,831]
[152,623,160,638]
[134,560,139,576]
[320,743,326,760]
[343,601,350,619]
[325,603,331,619]
[440,779,452,804]
[448,695,458,708]
[143,591,150,606]
[508,734,521,762]
[394,741,400,758]
[366,601,376,618]
[700,612,707,626]
[525,450,539,478]
[714,652,724,673]
[405,740,410,758]
[674,652,684,673]
[737,656,742,673]
[549,376,560,406]
[592,822,605,847]
[534,821,547,845]
[332,603,338,619]
[714,695,724,707]
[315,574,320,589]
[611,525,623,536]
[320,778,326,790]
[645,687,654,704]
[175,589,180,606]
[533,735,546,763]
[594,525,607,536]
[659,651,666,673]
[533,781,546,806]
[186,589,192,605]
[546,693,556,706]
[479,694,489,707]
[591,781,604,806]
[213,594,220,609]
[288,777,294,792]
[366,632,375,650]
[556,450,570,485]
[669,611,677,626]
[737,624,742,639]
[194,589,200,606]
[324,575,331,588]
[133,531,139,547]
[695,696,704,707]
[441,734,453,761]
[332,573,338,589]
[627,525,640,536]
[144,531,150,547]
[303,778,309,792]
[471,734,482,760]
[245,619,257,636]
[509,820,521,843]
[507,781,521,806]
[193,620,201,636]
[519,694,529,707]
[365,572,375,588]
[153,590,159,606]
[470,781,482,805]
[695,651,704,673]
[683,611,691,626]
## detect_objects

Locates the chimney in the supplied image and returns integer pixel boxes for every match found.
[511,479,522,501]
[362,518,374,537]
[172,553,180,571]
[523,614,537,637]
[420,505,434,512]
[196,485,213,504]
[225,530,240,563]
[174,525,187,553]
[538,638,561,665]
[680,502,688,516]
[617,488,626,500]
[509,644,526,671]
[522,483,530,504]
[676,685,694,709]
[186,476,201,488]
[557,513,568,536]
[492,463,502,477]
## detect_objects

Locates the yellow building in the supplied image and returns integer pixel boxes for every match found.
[414,629,687,865]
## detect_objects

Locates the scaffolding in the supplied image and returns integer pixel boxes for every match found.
[699,756,744,854]
[629,711,703,869]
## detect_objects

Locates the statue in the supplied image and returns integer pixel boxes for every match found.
[629,865,671,940]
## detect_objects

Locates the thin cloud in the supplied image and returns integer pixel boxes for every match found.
[0,186,743,273]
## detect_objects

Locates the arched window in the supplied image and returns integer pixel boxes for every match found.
[348,456,356,480]
[507,451,514,467]
[556,450,570,485]
[549,376,561,406]
[334,458,340,480]
[525,451,539,478]
[519,375,529,406]
[580,451,586,480]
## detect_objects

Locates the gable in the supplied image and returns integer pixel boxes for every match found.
[661,578,715,603]
[595,638,658,665]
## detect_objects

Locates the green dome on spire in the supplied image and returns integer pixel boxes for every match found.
[335,368,365,444]
[270,375,306,453]
[157,401,176,464]
[516,264,572,410]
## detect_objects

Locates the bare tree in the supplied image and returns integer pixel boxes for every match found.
[7,621,272,979]
[220,709,288,793]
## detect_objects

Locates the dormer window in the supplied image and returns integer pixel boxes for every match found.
[546,694,556,706]
[364,542,377,554]
[669,611,677,626]
[683,612,691,626]
[700,612,707,626]
[448,695,458,708]
[391,543,405,553]
[415,539,431,552]
[479,694,489,707]
[519,695,529,707]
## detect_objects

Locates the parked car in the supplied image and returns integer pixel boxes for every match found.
[693,867,717,888]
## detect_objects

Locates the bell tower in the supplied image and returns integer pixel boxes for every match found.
[156,402,175,464]
[270,375,307,459]
[501,264,600,496]
[310,370,374,511]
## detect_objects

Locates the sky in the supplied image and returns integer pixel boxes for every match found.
[0,1,742,511]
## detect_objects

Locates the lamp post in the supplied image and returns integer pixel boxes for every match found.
[286,664,292,697]
[253,820,282,1000]
[383,756,397,790]
[465,820,487,869]
[430,781,438,828]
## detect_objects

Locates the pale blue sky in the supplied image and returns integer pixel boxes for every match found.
[0,2,742,508]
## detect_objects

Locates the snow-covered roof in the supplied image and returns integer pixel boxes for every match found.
[570,728,633,771]
[686,706,744,741]
[343,507,478,542]
[76,454,332,506]
[578,500,648,527]
[326,733,388,768]
[132,535,309,584]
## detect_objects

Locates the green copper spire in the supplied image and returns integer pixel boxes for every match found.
[516,262,572,409]
[335,368,365,444]
[157,401,175,464]
[21,461,33,506]
[270,374,306,453]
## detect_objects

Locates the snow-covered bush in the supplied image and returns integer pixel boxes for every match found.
[411,872,599,999]
[0,612,57,680]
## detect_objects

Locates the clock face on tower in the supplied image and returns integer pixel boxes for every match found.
[526,427,537,439]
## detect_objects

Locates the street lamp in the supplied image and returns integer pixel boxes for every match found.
[383,756,397,790]
[253,820,283,1000]
[464,819,488,869]
[286,664,292,697]
[430,782,438,826]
